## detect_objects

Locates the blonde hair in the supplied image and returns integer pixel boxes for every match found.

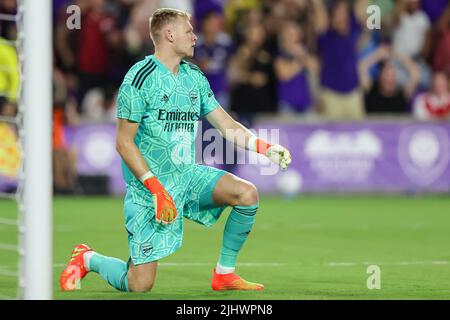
[149,8,191,44]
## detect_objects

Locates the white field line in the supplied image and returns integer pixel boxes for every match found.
[0,218,17,226]
[326,261,450,267]
[160,262,286,267]
[1,261,448,275]
[0,243,17,251]
[51,262,287,269]
[47,260,446,268]
[54,225,80,232]
[0,268,17,277]
[0,222,77,230]
[0,262,288,277]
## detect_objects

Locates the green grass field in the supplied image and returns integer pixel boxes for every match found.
[1,195,450,299]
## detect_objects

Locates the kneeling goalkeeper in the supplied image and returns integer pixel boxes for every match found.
[60,8,291,293]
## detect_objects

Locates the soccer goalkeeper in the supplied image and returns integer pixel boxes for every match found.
[60,8,291,293]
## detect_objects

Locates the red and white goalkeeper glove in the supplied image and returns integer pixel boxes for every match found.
[141,172,178,224]
[250,137,292,170]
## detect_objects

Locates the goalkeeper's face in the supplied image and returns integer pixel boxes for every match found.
[173,17,197,58]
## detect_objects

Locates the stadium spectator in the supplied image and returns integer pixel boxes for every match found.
[274,20,318,113]
[294,0,325,54]
[54,0,87,72]
[193,9,233,109]
[0,35,19,116]
[53,68,78,194]
[76,0,117,109]
[427,3,450,76]
[262,0,318,56]
[0,13,20,183]
[229,6,264,47]
[123,0,159,61]
[393,0,430,57]
[110,0,136,30]
[392,0,431,88]
[228,22,276,117]
[194,0,225,25]
[263,1,293,45]
[313,0,368,120]
[421,0,449,25]
[224,0,260,38]
[413,72,450,120]
[0,116,20,192]
[81,85,117,123]
[105,26,132,89]
[53,0,72,26]
[46,0,450,122]
[359,45,420,114]
[0,30,20,183]
[0,0,17,40]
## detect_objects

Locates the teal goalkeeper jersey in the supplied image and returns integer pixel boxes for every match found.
[117,55,220,200]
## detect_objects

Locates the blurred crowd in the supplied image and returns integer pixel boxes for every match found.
[1,0,450,193]
[2,0,450,122]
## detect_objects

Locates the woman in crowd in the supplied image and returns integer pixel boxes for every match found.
[274,20,318,113]
[413,72,450,120]
[359,44,420,114]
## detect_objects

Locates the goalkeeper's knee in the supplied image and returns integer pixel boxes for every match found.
[237,182,259,207]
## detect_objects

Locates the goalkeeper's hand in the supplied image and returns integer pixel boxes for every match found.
[254,139,292,170]
[143,176,178,224]
[266,144,292,170]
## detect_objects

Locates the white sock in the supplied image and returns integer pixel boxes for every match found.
[216,263,235,275]
[83,251,95,272]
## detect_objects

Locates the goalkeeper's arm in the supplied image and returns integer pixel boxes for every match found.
[116,119,177,224]
[205,106,292,170]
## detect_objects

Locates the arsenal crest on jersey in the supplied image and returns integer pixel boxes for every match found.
[190,91,198,105]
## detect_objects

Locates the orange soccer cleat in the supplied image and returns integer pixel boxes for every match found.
[60,244,92,291]
[211,268,265,291]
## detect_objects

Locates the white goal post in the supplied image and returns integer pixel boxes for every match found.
[23,0,52,300]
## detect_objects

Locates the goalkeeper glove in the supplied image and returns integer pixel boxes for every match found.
[251,137,292,170]
[141,172,178,225]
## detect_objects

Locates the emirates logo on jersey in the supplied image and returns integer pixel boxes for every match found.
[157,109,200,132]
[158,110,199,121]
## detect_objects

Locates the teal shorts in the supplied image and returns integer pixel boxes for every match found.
[123,164,227,265]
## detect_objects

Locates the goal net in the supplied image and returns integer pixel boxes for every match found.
[0,0,52,300]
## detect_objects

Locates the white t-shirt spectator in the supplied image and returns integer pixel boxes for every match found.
[393,10,430,58]
[81,88,117,123]
[413,92,450,120]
